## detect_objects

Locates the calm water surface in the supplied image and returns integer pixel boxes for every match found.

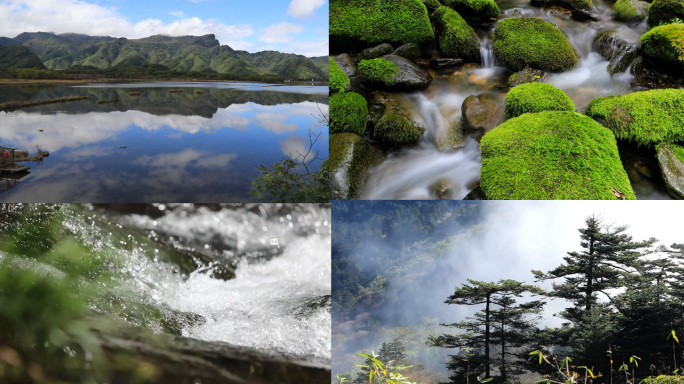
[0,81,328,202]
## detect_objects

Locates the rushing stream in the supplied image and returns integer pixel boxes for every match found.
[356,0,675,200]
[0,203,331,382]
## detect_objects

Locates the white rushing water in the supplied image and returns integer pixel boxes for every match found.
[65,204,331,362]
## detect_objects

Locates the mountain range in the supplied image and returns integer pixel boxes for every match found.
[0,32,328,80]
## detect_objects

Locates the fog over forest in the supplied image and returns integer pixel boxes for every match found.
[332,201,684,383]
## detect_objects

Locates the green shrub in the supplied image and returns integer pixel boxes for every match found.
[444,0,499,18]
[479,111,635,200]
[492,17,578,72]
[585,89,684,146]
[640,23,684,67]
[330,0,434,52]
[504,83,575,118]
[434,6,482,62]
[374,113,425,145]
[330,92,368,136]
[647,0,684,27]
[358,58,398,85]
[329,57,350,94]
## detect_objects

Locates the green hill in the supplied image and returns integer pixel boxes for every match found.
[0,45,47,69]
[0,32,327,80]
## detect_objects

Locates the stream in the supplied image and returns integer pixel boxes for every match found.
[0,203,331,382]
[356,0,675,200]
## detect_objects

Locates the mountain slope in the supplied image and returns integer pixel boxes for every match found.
[0,32,327,80]
[0,45,47,69]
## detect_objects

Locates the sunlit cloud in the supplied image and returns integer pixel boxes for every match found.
[258,22,303,44]
[286,0,325,19]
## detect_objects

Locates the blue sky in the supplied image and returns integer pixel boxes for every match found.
[0,0,328,56]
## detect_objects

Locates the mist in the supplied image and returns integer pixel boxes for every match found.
[331,201,684,380]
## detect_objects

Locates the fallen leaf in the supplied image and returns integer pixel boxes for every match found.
[586,177,591,180]
[611,187,625,200]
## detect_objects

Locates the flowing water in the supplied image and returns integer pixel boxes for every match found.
[0,203,331,364]
[360,0,674,199]
[0,82,328,202]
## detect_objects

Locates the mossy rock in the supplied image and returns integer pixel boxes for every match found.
[331,54,358,77]
[504,83,575,118]
[593,31,640,74]
[393,43,423,61]
[360,43,394,60]
[507,67,549,87]
[640,23,684,69]
[421,0,442,7]
[329,56,350,95]
[330,0,434,53]
[646,0,684,27]
[492,18,578,72]
[443,0,499,19]
[358,58,399,86]
[480,111,636,200]
[585,89,684,146]
[434,6,482,62]
[330,133,385,199]
[531,0,592,10]
[329,92,368,136]
[374,113,425,145]
[614,0,650,20]
[656,142,684,198]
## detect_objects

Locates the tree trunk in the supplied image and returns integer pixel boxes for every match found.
[485,293,491,378]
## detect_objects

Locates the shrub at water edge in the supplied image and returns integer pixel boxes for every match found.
[480,111,635,200]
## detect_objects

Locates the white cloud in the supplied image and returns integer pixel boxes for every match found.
[169,10,186,18]
[258,22,303,44]
[0,0,254,50]
[286,0,325,19]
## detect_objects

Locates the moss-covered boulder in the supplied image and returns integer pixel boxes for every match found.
[360,43,394,60]
[421,0,442,8]
[646,0,684,27]
[504,83,575,118]
[493,18,579,72]
[640,23,684,68]
[434,6,482,62]
[393,43,423,61]
[379,55,434,90]
[374,113,425,145]
[507,67,549,87]
[585,89,684,146]
[656,142,684,198]
[329,57,350,95]
[330,0,434,53]
[331,54,358,77]
[330,133,385,199]
[443,0,499,19]
[614,0,650,20]
[329,92,368,136]
[480,111,636,200]
[531,0,592,10]
[358,58,399,86]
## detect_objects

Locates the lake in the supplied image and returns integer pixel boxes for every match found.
[0,81,328,202]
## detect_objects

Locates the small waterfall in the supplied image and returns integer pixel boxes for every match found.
[480,36,495,68]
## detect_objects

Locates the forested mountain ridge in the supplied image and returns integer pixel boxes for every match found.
[0,32,328,80]
[0,45,46,69]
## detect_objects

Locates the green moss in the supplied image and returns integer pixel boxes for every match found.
[330,92,368,136]
[640,23,684,68]
[358,58,398,85]
[330,133,384,199]
[531,0,592,10]
[330,0,434,52]
[422,0,442,6]
[444,0,499,18]
[329,57,350,94]
[493,18,578,72]
[434,6,482,62]
[480,111,635,200]
[504,83,575,118]
[374,113,425,145]
[614,0,647,21]
[585,89,684,146]
[647,0,684,27]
